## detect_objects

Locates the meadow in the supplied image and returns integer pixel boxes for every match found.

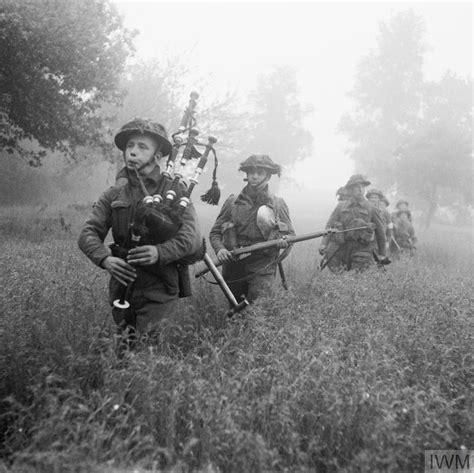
[0,205,472,473]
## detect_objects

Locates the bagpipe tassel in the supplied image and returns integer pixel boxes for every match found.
[201,151,220,205]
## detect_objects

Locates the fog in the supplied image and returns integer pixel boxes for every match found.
[109,1,472,232]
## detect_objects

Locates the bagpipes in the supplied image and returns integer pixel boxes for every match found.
[113,92,222,312]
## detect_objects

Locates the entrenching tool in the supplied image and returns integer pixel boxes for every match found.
[201,253,249,317]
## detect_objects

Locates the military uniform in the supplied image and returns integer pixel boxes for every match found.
[321,175,387,271]
[78,120,202,335]
[336,186,350,201]
[366,189,394,255]
[209,155,295,302]
[391,210,417,258]
[394,199,412,222]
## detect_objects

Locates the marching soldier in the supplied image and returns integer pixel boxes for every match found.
[379,193,396,255]
[209,154,295,303]
[336,186,350,202]
[319,175,388,271]
[366,188,394,256]
[78,119,202,345]
[391,208,417,258]
[394,199,412,222]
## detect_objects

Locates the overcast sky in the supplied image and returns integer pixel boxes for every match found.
[113,1,472,197]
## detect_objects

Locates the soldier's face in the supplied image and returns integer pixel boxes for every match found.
[349,184,364,200]
[124,134,159,174]
[368,194,380,205]
[246,167,270,187]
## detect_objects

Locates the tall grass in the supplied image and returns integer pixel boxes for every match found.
[0,206,472,472]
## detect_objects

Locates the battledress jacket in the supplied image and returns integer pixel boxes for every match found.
[322,198,387,255]
[209,184,295,273]
[78,165,202,304]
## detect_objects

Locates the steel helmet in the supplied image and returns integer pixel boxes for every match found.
[345,174,371,188]
[114,118,172,157]
[239,154,281,177]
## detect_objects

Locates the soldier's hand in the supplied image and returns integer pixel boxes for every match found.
[319,245,326,256]
[217,249,233,263]
[102,256,136,287]
[127,245,159,266]
[277,237,289,249]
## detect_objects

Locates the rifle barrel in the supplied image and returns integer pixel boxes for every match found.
[231,230,329,257]
[194,225,369,279]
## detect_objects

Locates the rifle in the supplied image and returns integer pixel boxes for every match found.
[195,226,370,278]
[391,235,401,252]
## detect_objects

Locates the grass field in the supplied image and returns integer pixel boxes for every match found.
[0,205,472,472]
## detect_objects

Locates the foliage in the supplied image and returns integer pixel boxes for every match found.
[245,65,313,166]
[396,73,473,226]
[101,55,250,196]
[339,10,426,186]
[339,10,472,226]
[0,206,472,472]
[0,0,135,165]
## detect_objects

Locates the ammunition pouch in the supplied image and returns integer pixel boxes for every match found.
[345,218,374,244]
[329,222,345,244]
[222,222,238,251]
[358,222,375,244]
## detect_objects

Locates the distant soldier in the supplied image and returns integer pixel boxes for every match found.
[336,186,350,201]
[366,188,394,256]
[391,209,417,258]
[394,199,412,222]
[209,154,295,303]
[319,175,388,271]
[379,193,395,254]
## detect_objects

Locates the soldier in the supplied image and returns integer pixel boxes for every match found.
[78,118,202,346]
[336,186,350,202]
[366,188,393,256]
[379,193,395,255]
[394,199,412,222]
[391,209,417,258]
[209,154,295,303]
[319,175,388,271]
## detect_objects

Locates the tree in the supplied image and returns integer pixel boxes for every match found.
[102,56,250,196]
[339,9,472,227]
[0,0,135,165]
[396,73,472,227]
[245,65,313,168]
[339,10,427,187]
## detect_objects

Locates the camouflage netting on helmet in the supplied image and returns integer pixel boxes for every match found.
[114,118,172,156]
[239,154,281,176]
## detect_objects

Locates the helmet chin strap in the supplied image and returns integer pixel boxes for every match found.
[251,174,271,191]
